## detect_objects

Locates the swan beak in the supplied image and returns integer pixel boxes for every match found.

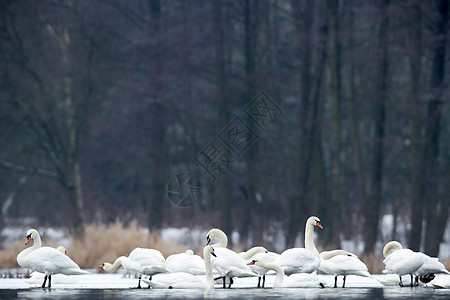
[211,251,217,257]
[247,260,256,265]
[316,222,323,229]
[206,236,211,246]
[25,235,31,245]
[98,264,104,269]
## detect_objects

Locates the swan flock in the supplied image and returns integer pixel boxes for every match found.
[16,216,449,289]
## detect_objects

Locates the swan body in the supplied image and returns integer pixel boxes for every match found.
[17,229,88,288]
[100,247,167,288]
[248,259,325,288]
[25,246,79,285]
[165,250,206,275]
[382,241,424,287]
[319,250,371,287]
[142,245,216,289]
[274,216,323,275]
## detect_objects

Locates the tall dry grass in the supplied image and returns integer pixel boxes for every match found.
[0,220,187,270]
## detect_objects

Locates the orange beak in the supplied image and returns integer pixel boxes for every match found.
[247,260,256,265]
[98,264,104,269]
[206,236,211,246]
[25,236,31,245]
[317,222,323,229]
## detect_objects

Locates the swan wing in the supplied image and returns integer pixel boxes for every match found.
[383,249,424,275]
[212,248,256,277]
[319,252,369,276]
[275,248,320,275]
[416,255,450,275]
[25,247,87,275]
[166,253,206,275]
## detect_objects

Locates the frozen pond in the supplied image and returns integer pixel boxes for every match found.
[1,273,450,299]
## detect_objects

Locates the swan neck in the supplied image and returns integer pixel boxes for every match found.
[32,233,42,249]
[105,257,125,272]
[305,223,318,256]
[320,250,348,260]
[383,241,402,258]
[203,248,214,289]
[241,247,265,259]
[261,262,285,287]
[215,230,228,248]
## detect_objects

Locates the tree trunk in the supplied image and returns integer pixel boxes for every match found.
[287,1,328,247]
[348,0,369,243]
[408,0,425,252]
[326,0,342,249]
[424,0,449,256]
[214,0,233,243]
[363,0,389,255]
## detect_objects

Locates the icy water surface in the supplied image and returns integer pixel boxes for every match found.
[1,273,449,299]
[1,287,450,300]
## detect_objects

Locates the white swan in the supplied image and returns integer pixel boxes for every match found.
[165,249,206,275]
[319,250,371,287]
[141,245,216,289]
[16,229,88,288]
[238,247,279,288]
[248,259,325,288]
[99,247,167,288]
[382,241,424,287]
[274,216,323,275]
[205,228,257,288]
[25,246,81,285]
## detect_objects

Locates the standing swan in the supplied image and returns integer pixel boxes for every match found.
[99,247,167,288]
[17,229,88,289]
[141,245,216,289]
[382,241,424,287]
[205,228,257,288]
[319,250,371,287]
[248,259,325,288]
[274,216,323,275]
[239,247,276,288]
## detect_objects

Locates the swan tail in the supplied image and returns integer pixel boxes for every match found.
[68,269,90,275]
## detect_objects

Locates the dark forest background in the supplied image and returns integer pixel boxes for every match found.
[0,0,449,258]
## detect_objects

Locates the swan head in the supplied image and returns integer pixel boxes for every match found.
[185,249,194,255]
[57,246,67,255]
[247,259,258,266]
[382,241,403,258]
[206,228,227,246]
[307,216,323,229]
[98,262,110,271]
[203,245,217,258]
[25,229,39,245]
